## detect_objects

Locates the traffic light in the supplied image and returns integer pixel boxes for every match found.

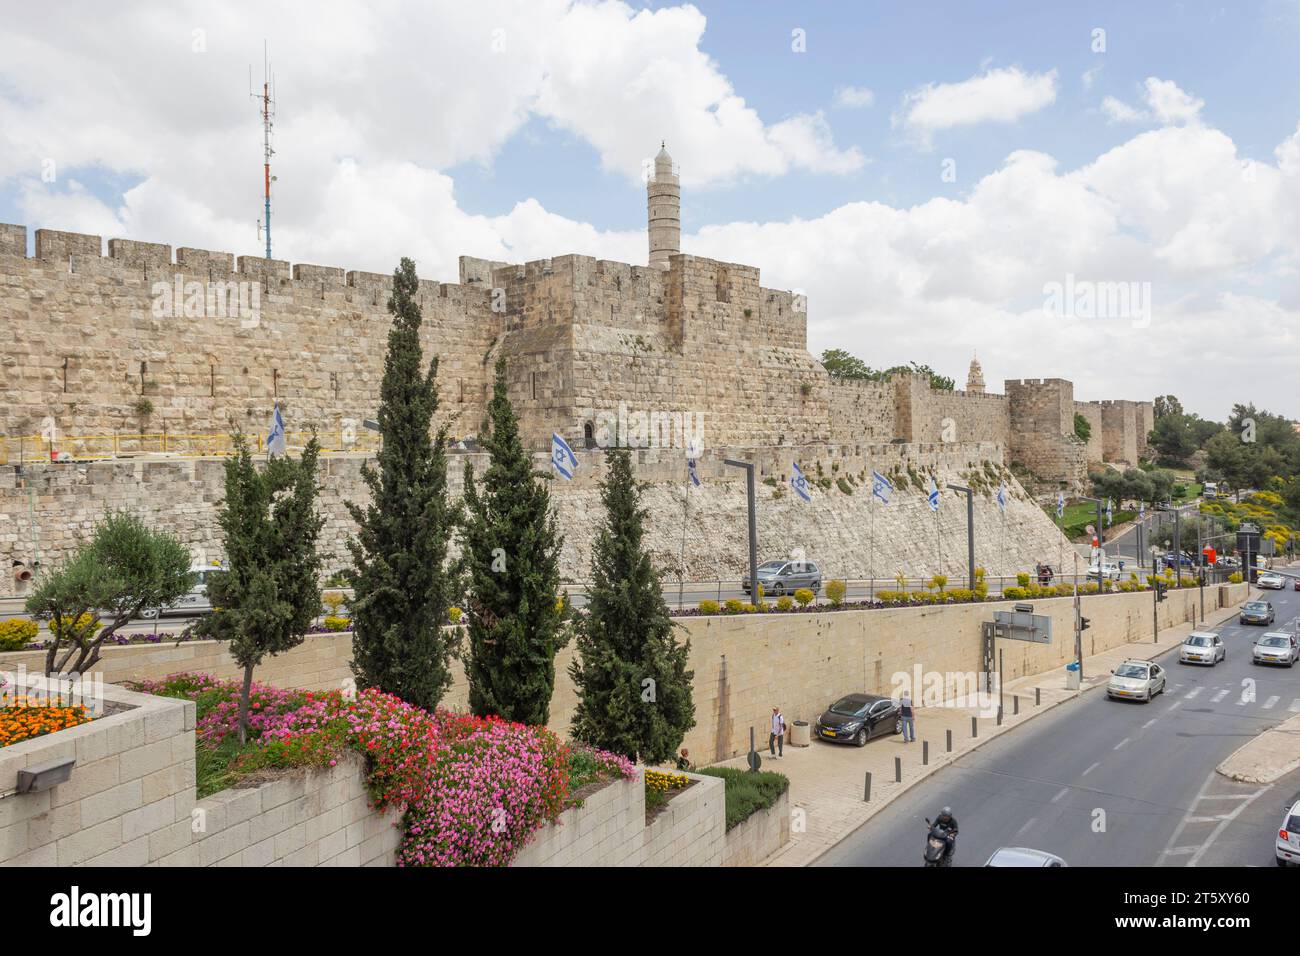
[1080,616,1091,632]
[1154,579,1166,602]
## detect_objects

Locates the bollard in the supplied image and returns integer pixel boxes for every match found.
[1035,687,1041,706]
[1013,695,1020,716]
[946,729,953,753]
[971,716,978,738]
[864,771,872,802]
[996,706,1003,726]
[923,740,929,766]
[894,756,902,783]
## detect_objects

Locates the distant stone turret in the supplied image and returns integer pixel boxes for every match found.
[966,354,986,393]
[647,143,680,270]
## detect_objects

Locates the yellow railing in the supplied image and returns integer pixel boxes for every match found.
[1,430,382,463]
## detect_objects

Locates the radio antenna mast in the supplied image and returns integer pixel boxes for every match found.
[250,41,275,259]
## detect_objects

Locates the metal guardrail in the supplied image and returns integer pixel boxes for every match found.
[1,430,382,463]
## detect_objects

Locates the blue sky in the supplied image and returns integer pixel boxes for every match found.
[2,0,1298,419]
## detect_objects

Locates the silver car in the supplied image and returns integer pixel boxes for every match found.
[985,847,1068,867]
[1277,799,1300,866]
[1178,631,1225,666]
[741,559,822,597]
[1252,632,1299,667]
[139,564,220,619]
[1107,660,1166,702]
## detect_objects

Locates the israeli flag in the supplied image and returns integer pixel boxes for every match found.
[267,403,287,458]
[791,462,812,503]
[996,482,1007,513]
[687,455,700,488]
[551,432,577,481]
[871,470,893,505]
[1056,492,1065,519]
[926,476,940,512]
[1139,502,1145,520]
[1106,498,1114,527]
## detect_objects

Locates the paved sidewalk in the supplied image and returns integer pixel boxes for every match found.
[728,609,1239,867]
[1218,712,1300,784]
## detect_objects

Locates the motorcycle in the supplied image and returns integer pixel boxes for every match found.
[923,818,955,867]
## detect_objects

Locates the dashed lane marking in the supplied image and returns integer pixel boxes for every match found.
[1263,695,1280,710]
[1114,737,1131,751]
[1211,689,1229,703]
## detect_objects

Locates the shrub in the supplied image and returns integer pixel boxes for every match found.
[448,606,463,625]
[323,615,351,632]
[1228,572,1243,584]
[1016,572,1031,588]
[1003,587,1026,600]
[929,574,948,592]
[698,600,721,615]
[724,598,744,614]
[793,588,814,607]
[740,603,757,613]
[948,588,973,602]
[836,477,854,495]
[49,613,102,643]
[0,618,39,652]
[825,580,847,606]
[775,596,794,612]
[321,591,346,616]
[875,590,903,603]
[693,765,790,831]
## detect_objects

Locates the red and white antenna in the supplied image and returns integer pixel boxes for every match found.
[250,41,276,259]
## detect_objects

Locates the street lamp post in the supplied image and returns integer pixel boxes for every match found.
[948,484,976,590]
[1080,495,1105,586]
[724,458,758,603]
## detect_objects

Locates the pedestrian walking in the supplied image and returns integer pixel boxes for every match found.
[769,706,786,758]
[899,692,916,743]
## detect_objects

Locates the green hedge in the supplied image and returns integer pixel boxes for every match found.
[692,766,790,832]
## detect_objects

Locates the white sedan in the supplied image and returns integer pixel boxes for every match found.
[1256,572,1285,589]
[1087,563,1122,582]
[1178,632,1225,666]
[1253,632,1299,667]
[1278,799,1300,867]
[1107,660,1167,702]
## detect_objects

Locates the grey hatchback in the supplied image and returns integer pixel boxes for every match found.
[741,559,822,597]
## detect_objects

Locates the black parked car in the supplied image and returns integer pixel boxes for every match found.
[814,693,901,746]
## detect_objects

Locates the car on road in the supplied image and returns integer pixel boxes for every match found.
[1163,552,1196,568]
[1086,562,1122,582]
[140,563,221,619]
[741,559,822,597]
[1277,799,1300,867]
[1257,572,1285,589]
[1252,632,1299,667]
[813,693,901,746]
[984,847,1068,867]
[1178,631,1225,666]
[1239,601,1276,626]
[1106,660,1166,702]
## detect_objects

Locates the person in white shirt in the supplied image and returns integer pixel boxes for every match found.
[769,707,786,757]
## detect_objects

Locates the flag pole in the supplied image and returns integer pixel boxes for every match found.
[869,487,876,602]
[677,467,690,609]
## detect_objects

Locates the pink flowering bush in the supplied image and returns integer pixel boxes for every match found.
[133,672,634,867]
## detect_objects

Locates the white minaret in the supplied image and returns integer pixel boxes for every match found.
[647,142,680,270]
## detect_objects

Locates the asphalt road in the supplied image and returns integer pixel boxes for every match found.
[818,578,1300,868]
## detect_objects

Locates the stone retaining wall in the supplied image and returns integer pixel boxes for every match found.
[723,788,790,867]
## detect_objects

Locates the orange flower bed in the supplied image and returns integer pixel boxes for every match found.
[0,700,93,748]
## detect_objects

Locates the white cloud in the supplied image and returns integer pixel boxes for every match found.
[1100,78,1204,126]
[834,86,875,108]
[894,66,1058,146]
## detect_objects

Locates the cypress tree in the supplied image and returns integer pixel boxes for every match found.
[462,357,566,724]
[569,448,695,763]
[195,435,325,743]
[346,257,462,710]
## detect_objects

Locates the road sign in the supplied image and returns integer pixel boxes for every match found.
[991,608,1052,644]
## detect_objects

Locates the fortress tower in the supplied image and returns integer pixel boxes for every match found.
[647,143,680,270]
[966,354,986,394]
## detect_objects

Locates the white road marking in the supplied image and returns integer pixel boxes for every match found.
[1263,695,1280,710]
[1014,816,1037,837]
[1211,689,1229,703]
[1289,699,1300,713]
[1081,761,1100,777]
[1051,787,1069,804]
[1184,686,1203,699]
[1142,718,1158,729]
[1114,737,1131,751]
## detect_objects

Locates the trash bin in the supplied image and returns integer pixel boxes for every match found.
[789,719,811,748]
[1065,661,1081,691]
